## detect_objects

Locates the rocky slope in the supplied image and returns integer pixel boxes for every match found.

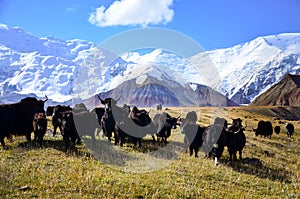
[251,73,300,106]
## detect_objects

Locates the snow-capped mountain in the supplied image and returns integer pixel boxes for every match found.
[190,33,300,104]
[0,24,129,103]
[1,23,300,105]
[121,49,208,86]
[121,34,300,104]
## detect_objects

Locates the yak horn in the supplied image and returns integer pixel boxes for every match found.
[115,96,121,102]
[43,95,48,102]
[97,95,105,104]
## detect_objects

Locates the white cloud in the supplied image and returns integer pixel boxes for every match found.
[88,0,174,27]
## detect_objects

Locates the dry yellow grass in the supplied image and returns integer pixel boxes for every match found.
[0,106,299,198]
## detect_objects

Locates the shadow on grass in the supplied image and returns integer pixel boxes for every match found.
[17,139,93,158]
[218,157,292,183]
[16,136,184,163]
[128,139,185,156]
[83,138,186,167]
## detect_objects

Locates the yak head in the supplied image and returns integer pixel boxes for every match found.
[33,112,47,131]
[231,118,243,129]
[98,95,120,112]
[165,113,181,129]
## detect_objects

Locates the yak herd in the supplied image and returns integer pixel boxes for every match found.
[0,96,296,166]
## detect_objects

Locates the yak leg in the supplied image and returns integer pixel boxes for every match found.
[63,135,68,151]
[151,135,156,143]
[164,137,168,143]
[26,133,32,142]
[233,152,237,161]
[138,138,142,148]
[189,146,193,156]
[34,132,38,141]
[139,138,142,147]
[76,136,82,144]
[59,125,64,136]
[0,137,6,149]
[120,137,124,147]
[114,133,119,145]
[38,133,44,146]
[104,129,111,142]
[228,150,234,161]
[239,150,243,160]
[215,157,219,166]
[53,125,58,136]
[64,138,69,152]
[53,124,63,136]
[156,136,161,142]
[194,147,199,158]
[7,134,13,142]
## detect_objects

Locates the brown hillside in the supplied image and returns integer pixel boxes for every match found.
[250,73,300,106]
[87,77,237,108]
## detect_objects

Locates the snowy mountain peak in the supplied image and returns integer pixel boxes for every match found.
[0,24,131,103]
[263,33,300,52]
[0,24,96,59]
[121,48,206,85]
[1,24,300,105]
[0,24,9,30]
[191,33,300,104]
[121,48,180,64]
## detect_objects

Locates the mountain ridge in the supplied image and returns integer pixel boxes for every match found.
[251,73,300,106]
[87,76,237,109]
[189,33,300,104]
[1,24,300,106]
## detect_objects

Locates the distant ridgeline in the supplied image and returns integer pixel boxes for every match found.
[88,79,237,108]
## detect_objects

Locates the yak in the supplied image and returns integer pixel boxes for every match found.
[46,106,55,116]
[253,120,273,138]
[60,111,80,150]
[285,123,294,138]
[181,111,206,158]
[33,112,48,145]
[227,118,246,161]
[202,117,228,165]
[152,112,180,143]
[51,105,72,137]
[98,96,155,147]
[274,126,280,134]
[0,96,47,149]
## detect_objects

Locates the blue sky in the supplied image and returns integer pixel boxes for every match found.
[1,0,300,51]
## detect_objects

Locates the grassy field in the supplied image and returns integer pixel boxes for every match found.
[0,106,299,198]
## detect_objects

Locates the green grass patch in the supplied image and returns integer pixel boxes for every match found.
[0,106,299,198]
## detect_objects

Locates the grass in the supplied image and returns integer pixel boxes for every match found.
[0,106,299,198]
